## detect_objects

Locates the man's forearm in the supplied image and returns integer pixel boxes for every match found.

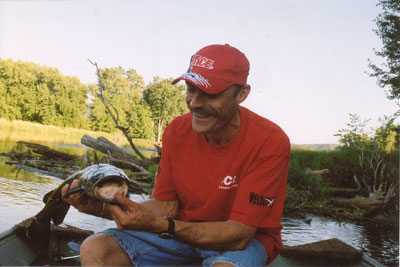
[141,198,179,218]
[141,200,256,251]
[107,196,256,251]
[173,219,256,251]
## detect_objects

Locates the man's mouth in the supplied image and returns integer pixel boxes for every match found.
[193,112,211,119]
[190,107,216,119]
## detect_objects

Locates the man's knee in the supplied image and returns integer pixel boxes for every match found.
[80,233,132,266]
[80,234,109,258]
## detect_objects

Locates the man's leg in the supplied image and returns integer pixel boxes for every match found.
[200,239,267,267]
[101,229,202,266]
[80,233,133,266]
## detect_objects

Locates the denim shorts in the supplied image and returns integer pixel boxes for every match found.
[103,228,267,267]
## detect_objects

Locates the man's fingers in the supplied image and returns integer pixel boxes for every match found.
[61,184,70,197]
[70,179,79,188]
[113,193,137,208]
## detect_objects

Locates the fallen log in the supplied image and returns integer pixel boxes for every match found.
[329,196,383,213]
[81,135,151,168]
[329,188,360,198]
[17,141,78,162]
[5,161,75,179]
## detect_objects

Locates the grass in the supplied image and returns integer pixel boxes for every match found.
[0,118,156,149]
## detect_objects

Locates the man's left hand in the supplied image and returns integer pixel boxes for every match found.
[108,194,166,232]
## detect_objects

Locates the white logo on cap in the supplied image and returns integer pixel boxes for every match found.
[191,55,214,70]
[181,73,211,88]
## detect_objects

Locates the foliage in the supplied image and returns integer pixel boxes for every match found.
[335,113,399,205]
[368,0,400,103]
[0,59,90,129]
[0,59,191,143]
[89,66,151,137]
[143,77,188,142]
[287,157,331,203]
[290,149,334,171]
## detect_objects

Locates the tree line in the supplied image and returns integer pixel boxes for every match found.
[0,59,188,141]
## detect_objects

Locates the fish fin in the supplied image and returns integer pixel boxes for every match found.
[43,189,54,203]
[51,203,70,225]
[63,187,85,199]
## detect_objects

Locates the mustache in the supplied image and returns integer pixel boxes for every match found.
[189,107,217,116]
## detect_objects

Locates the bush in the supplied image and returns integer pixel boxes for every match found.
[287,159,331,204]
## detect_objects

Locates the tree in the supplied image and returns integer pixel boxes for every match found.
[368,0,400,103]
[143,77,188,142]
[89,62,155,166]
[335,113,399,216]
[89,66,147,134]
[0,59,89,128]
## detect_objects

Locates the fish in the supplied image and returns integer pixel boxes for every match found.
[25,164,146,249]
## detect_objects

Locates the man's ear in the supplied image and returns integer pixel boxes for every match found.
[237,84,251,104]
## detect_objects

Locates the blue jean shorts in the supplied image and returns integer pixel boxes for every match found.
[103,228,267,267]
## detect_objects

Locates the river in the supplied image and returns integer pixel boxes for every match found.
[0,139,398,266]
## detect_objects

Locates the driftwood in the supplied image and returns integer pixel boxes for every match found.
[305,169,330,177]
[329,188,360,198]
[5,162,74,179]
[329,196,384,214]
[81,135,151,168]
[17,141,78,162]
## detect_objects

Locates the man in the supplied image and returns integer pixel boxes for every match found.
[62,44,290,266]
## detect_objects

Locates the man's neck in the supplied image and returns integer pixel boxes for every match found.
[205,109,241,146]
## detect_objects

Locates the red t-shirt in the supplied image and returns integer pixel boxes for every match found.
[152,106,290,263]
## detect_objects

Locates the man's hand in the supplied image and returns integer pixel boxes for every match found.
[61,179,106,217]
[108,194,167,233]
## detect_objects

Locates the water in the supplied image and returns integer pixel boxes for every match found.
[281,216,399,266]
[0,139,398,266]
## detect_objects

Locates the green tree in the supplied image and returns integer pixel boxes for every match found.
[0,59,89,128]
[89,66,147,135]
[368,0,400,103]
[335,113,399,214]
[125,103,154,139]
[143,77,188,142]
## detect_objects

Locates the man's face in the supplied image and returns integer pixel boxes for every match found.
[185,82,241,134]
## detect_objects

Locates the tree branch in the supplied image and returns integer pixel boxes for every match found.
[87,59,152,164]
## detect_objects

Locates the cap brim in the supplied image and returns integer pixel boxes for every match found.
[172,73,233,95]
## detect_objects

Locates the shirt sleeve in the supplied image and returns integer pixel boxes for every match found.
[229,135,290,228]
[152,124,179,201]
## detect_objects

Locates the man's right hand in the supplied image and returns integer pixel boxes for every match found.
[61,179,108,218]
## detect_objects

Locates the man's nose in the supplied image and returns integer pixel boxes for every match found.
[189,90,205,108]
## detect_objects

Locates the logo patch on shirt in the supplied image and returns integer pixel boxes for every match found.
[218,176,238,190]
[249,192,275,208]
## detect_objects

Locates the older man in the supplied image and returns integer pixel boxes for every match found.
[62,44,290,266]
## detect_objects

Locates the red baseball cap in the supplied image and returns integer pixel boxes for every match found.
[172,44,250,94]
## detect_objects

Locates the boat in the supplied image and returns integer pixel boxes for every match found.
[0,217,385,266]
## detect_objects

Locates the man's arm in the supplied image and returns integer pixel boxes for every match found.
[109,194,256,251]
[174,219,256,251]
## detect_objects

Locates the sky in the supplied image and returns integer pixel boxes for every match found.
[0,0,398,144]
